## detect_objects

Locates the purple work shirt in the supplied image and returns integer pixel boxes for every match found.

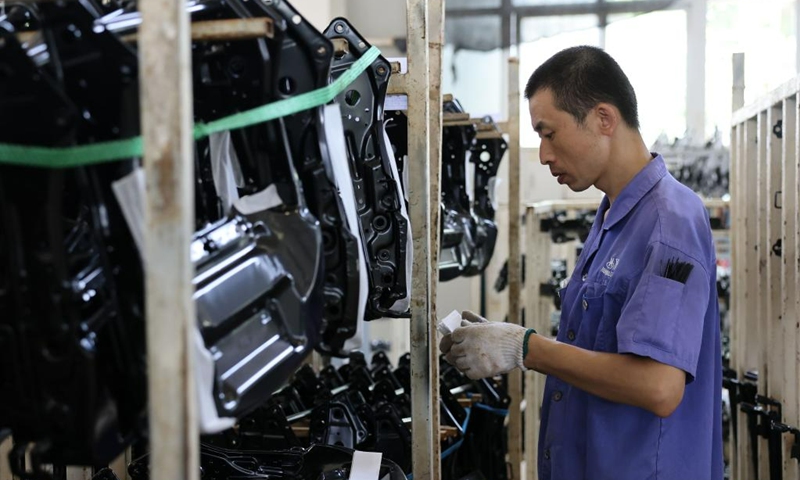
[538,155,723,480]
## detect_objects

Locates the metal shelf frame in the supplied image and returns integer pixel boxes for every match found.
[730,71,800,480]
[0,1,446,479]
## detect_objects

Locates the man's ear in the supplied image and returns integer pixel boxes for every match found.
[593,102,619,136]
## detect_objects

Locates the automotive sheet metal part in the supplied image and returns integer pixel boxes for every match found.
[464,116,507,277]
[0,3,148,469]
[245,0,361,356]
[439,98,477,282]
[192,211,323,419]
[324,17,410,321]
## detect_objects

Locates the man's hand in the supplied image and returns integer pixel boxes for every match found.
[439,310,528,380]
[439,310,488,355]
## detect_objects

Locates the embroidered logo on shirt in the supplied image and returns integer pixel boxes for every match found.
[601,257,620,277]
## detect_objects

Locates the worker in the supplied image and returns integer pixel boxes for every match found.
[440,46,722,480]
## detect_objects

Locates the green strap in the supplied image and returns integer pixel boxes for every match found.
[0,46,382,169]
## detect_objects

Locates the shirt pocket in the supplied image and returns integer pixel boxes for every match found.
[573,281,607,347]
[631,273,684,353]
[594,282,628,352]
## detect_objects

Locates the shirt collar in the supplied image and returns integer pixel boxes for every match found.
[600,153,668,231]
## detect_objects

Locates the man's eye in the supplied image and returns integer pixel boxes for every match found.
[545,133,555,140]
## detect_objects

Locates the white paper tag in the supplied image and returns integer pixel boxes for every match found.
[385,94,408,111]
[233,184,283,215]
[209,130,244,215]
[382,126,412,314]
[437,310,463,335]
[193,329,236,433]
[111,168,145,255]
[348,450,382,480]
[323,104,368,328]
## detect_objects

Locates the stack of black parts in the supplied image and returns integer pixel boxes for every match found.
[0,0,411,475]
[0,0,510,477]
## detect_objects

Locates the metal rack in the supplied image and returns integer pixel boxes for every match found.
[136,0,446,479]
[0,1,445,480]
[730,73,800,480]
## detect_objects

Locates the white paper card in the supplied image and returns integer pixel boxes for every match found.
[193,329,236,433]
[437,310,463,336]
[382,127,412,314]
[348,450,383,480]
[323,104,368,329]
[233,184,283,215]
[111,167,145,255]
[209,130,244,215]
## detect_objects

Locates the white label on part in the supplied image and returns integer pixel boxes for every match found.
[323,104,368,327]
[382,126,412,314]
[209,130,244,215]
[232,184,283,216]
[111,167,145,255]
[385,94,408,111]
[348,450,383,480]
[437,310,463,335]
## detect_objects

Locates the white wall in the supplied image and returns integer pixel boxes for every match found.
[291,0,347,32]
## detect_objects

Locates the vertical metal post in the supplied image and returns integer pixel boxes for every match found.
[139,1,199,479]
[729,53,744,477]
[406,1,435,479]
[793,90,800,480]
[736,116,759,480]
[686,0,707,141]
[765,103,784,470]
[428,0,444,477]
[506,57,523,480]
[732,54,745,113]
[794,89,800,475]
[756,111,770,480]
[780,94,799,479]
[524,205,553,480]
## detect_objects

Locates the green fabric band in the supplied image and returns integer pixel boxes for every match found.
[0,46,382,169]
[522,328,537,363]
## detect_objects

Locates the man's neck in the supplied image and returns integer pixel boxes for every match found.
[597,133,652,205]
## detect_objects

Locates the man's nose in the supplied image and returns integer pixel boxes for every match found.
[539,142,555,165]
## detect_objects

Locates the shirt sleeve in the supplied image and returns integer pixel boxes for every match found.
[616,241,711,382]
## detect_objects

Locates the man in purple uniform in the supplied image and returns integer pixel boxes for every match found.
[440,46,723,479]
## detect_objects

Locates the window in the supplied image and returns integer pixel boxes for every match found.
[705,0,796,143]
[606,10,687,147]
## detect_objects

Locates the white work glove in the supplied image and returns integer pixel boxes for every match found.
[439,310,530,380]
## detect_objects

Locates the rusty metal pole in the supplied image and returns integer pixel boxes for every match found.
[139,0,199,479]
[506,57,523,480]
[406,1,434,479]
[428,0,444,477]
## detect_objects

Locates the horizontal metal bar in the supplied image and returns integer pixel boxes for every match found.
[731,76,800,126]
[443,112,470,121]
[445,0,677,18]
[527,195,729,215]
[14,18,274,45]
[121,18,274,42]
[475,131,504,139]
[387,73,408,95]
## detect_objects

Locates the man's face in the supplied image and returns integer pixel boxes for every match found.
[528,88,609,192]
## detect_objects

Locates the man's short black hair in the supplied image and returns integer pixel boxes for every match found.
[524,45,640,129]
